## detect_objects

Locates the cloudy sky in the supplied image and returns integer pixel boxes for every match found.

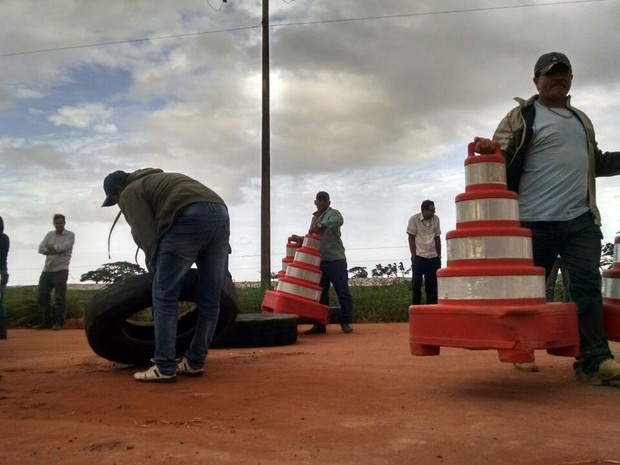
[1,0,618,285]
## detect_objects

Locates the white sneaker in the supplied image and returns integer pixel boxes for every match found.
[513,362,539,372]
[133,365,176,383]
[177,357,204,377]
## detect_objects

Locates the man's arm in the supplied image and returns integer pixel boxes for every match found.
[318,209,343,230]
[38,232,51,255]
[120,191,158,272]
[594,144,620,177]
[408,234,416,258]
[53,231,75,254]
[434,236,441,258]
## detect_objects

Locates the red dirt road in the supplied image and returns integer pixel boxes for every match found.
[1,324,619,465]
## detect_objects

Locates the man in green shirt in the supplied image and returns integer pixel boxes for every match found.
[294,191,353,334]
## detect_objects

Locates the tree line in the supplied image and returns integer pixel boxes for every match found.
[79,241,615,284]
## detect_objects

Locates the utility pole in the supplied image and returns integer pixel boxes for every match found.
[260,0,271,288]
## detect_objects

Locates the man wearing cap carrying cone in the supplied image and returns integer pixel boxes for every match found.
[101,168,230,383]
[291,191,354,334]
[474,52,620,386]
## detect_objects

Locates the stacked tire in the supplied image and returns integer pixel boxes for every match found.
[84,270,298,365]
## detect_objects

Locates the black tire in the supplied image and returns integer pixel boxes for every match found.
[84,270,238,365]
[210,313,298,349]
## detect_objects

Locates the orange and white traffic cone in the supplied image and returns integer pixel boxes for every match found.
[409,142,579,364]
[261,233,329,324]
[603,235,620,341]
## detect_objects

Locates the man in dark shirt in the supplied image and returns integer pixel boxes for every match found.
[0,216,9,339]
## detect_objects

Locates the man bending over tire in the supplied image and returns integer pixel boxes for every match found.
[101,168,230,383]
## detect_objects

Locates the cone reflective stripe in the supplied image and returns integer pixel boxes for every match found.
[294,247,322,268]
[409,141,578,363]
[440,275,545,300]
[277,276,322,301]
[285,261,322,285]
[602,235,620,300]
[603,275,620,299]
[282,256,294,273]
[280,238,301,274]
[439,264,546,301]
[446,227,533,262]
[286,241,301,257]
[465,162,506,189]
[302,234,321,250]
[456,193,520,224]
[463,142,507,187]
[603,235,620,341]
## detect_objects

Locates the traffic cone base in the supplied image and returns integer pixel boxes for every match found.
[409,302,579,362]
[603,236,620,341]
[262,289,329,324]
[409,142,579,364]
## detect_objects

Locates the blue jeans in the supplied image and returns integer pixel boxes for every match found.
[152,202,230,375]
[411,256,441,305]
[319,259,353,325]
[0,270,8,338]
[38,270,69,326]
[522,211,612,376]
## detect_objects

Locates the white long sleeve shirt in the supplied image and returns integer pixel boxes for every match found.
[38,230,75,272]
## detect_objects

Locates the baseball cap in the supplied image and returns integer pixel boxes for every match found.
[101,170,129,207]
[315,191,330,200]
[534,52,572,76]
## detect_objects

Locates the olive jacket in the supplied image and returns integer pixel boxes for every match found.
[118,168,225,271]
[492,94,620,225]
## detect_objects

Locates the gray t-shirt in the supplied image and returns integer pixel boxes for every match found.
[518,101,589,221]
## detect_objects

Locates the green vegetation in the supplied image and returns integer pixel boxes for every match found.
[3,279,414,328]
[80,261,147,284]
[3,286,97,327]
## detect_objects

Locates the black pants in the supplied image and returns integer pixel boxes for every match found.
[38,270,69,326]
[411,256,441,305]
[522,211,611,376]
[319,259,353,324]
[0,270,8,338]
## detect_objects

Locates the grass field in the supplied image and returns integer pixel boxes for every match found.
[2,278,414,328]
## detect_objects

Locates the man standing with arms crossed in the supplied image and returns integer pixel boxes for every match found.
[474,52,620,386]
[35,214,75,330]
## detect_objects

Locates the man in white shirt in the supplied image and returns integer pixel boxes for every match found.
[407,200,441,305]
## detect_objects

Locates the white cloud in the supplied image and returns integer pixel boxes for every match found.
[0,0,618,285]
[49,103,115,131]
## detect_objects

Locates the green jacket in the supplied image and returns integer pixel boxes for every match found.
[312,207,347,261]
[492,94,620,225]
[118,168,225,271]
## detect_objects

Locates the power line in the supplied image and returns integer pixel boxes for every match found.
[272,0,606,27]
[0,24,260,58]
[0,0,605,58]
